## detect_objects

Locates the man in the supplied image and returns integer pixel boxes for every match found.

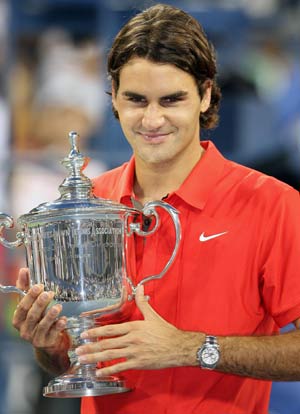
[12,4,300,414]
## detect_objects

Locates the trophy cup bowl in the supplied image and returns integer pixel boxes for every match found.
[0,132,181,398]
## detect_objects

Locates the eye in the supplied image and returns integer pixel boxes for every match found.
[160,96,185,106]
[126,95,147,105]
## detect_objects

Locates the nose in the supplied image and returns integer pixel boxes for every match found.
[141,104,165,130]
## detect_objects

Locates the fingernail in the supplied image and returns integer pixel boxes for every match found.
[57,319,66,329]
[50,307,59,316]
[32,285,41,294]
[75,347,84,355]
[78,355,87,363]
[81,332,88,339]
[40,292,49,300]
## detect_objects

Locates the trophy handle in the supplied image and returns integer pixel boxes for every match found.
[0,213,26,297]
[0,213,24,248]
[126,201,181,293]
[0,284,26,296]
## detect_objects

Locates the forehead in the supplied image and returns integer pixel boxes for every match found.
[118,57,198,94]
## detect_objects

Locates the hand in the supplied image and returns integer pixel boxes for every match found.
[75,285,203,376]
[12,268,69,355]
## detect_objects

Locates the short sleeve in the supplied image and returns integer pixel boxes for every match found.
[260,187,300,327]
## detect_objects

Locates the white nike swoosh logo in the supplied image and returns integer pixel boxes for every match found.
[199,231,228,242]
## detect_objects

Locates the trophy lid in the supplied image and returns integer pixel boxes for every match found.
[18,131,138,224]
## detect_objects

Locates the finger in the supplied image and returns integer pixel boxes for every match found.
[76,334,129,356]
[77,347,130,365]
[35,314,68,344]
[31,303,63,336]
[18,299,65,346]
[13,289,55,338]
[31,310,67,348]
[21,291,56,333]
[12,284,45,327]
[96,360,134,377]
[16,268,31,290]
[81,322,132,340]
[135,284,161,321]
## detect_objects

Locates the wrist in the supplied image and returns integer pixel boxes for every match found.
[177,331,206,367]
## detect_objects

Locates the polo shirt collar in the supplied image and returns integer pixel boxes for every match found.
[117,141,227,210]
[175,141,227,210]
[117,157,135,204]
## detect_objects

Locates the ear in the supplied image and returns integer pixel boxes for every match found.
[200,80,212,113]
[111,81,120,119]
[111,81,117,108]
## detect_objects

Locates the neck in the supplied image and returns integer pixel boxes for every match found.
[133,146,204,204]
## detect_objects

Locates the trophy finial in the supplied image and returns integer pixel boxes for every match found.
[68,131,80,157]
[58,131,93,199]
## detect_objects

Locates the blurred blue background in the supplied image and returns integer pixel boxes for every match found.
[0,0,299,413]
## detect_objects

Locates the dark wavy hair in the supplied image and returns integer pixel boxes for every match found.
[107,3,221,129]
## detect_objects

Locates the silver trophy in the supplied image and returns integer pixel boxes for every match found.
[0,132,181,398]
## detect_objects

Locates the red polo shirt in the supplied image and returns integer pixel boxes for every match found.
[82,141,300,414]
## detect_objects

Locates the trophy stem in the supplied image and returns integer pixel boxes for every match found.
[43,316,131,398]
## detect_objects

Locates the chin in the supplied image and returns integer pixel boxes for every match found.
[139,153,172,165]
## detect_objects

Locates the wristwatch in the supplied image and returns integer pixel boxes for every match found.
[197,335,220,370]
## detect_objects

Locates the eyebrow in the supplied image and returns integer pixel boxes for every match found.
[122,91,188,100]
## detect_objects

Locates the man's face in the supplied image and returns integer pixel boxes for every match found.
[112,57,211,167]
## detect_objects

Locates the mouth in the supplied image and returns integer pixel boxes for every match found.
[139,132,171,144]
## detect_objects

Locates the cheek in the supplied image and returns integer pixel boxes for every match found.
[119,108,142,126]
[189,107,201,127]
[175,110,200,129]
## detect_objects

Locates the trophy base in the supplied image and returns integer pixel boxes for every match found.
[43,375,131,398]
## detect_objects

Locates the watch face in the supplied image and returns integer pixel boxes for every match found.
[201,346,219,366]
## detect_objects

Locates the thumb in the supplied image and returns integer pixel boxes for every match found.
[16,268,31,290]
[135,284,161,321]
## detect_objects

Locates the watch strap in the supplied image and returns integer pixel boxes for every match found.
[206,335,219,347]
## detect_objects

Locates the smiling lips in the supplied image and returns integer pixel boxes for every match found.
[139,131,171,143]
